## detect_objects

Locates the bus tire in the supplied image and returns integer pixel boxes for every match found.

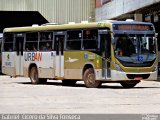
[62,80,77,86]
[83,68,101,88]
[30,66,40,84]
[120,80,140,88]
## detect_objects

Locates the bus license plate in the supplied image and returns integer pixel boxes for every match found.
[134,77,143,80]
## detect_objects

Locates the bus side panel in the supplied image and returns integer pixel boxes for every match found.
[23,51,55,78]
[2,52,16,76]
[38,52,55,78]
[64,51,83,79]
[55,55,64,78]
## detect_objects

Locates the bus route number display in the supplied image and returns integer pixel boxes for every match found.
[113,24,153,31]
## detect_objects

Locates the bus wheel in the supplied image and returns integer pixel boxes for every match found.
[30,66,40,84]
[120,81,140,88]
[83,68,101,88]
[62,80,77,86]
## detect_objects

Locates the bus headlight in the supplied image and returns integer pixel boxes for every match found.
[114,62,123,72]
[152,66,158,72]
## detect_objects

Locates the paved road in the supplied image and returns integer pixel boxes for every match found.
[0,75,160,114]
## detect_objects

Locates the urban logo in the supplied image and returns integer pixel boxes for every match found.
[24,52,42,61]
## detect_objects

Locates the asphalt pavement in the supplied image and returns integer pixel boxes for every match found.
[0,75,160,114]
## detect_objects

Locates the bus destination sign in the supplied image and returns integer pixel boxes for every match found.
[113,24,153,31]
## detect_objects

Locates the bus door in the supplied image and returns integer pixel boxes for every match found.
[98,30,111,79]
[15,33,25,76]
[54,31,66,78]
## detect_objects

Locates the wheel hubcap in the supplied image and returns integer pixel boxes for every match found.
[87,73,95,84]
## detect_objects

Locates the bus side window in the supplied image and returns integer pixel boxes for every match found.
[3,33,14,51]
[83,29,98,50]
[25,32,38,51]
[39,32,53,51]
[66,30,82,50]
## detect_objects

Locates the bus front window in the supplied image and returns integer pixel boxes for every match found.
[114,34,156,67]
[115,35,135,56]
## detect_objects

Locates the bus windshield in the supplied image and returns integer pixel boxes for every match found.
[114,34,156,67]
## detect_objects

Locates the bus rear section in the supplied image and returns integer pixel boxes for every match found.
[2,32,58,81]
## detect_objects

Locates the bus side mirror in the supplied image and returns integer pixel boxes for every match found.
[156,33,158,38]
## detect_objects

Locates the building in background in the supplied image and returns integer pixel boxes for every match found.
[96,0,160,22]
[0,0,95,32]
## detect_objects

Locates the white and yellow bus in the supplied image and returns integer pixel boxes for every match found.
[1,20,158,88]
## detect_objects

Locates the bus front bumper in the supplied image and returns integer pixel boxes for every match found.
[111,70,157,81]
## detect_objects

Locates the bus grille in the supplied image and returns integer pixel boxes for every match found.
[120,60,155,67]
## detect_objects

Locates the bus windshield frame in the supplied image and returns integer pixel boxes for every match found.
[112,22,156,67]
[113,32,156,67]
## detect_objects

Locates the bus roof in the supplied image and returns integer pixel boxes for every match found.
[3,22,110,33]
[3,20,153,33]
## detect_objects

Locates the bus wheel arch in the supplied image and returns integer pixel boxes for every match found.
[83,64,101,88]
[82,64,94,76]
[28,63,37,77]
[29,64,47,84]
[28,64,40,84]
